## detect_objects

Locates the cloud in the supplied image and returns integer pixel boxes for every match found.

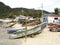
[42,0,60,12]
[43,0,54,7]
[0,0,60,12]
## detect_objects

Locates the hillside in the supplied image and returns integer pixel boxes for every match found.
[0,2,12,18]
[0,2,51,18]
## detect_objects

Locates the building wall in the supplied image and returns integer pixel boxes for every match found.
[43,17,48,22]
[48,16,60,24]
[42,15,48,22]
[42,14,60,24]
[48,16,54,23]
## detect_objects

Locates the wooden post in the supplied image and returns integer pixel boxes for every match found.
[25,18,27,42]
[21,8,27,41]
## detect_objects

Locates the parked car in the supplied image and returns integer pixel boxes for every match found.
[48,24,60,32]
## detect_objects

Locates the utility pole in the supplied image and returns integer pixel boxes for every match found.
[21,8,27,41]
[41,3,43,17]
[21,8,24,15]
[57,0,60,16]
[41,3,43,22]
[37,7,40,18]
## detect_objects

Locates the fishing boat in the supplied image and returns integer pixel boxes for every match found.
[7,27,26,34]
[7,23,46,39]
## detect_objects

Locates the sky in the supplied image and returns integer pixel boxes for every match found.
[0,0,60,12]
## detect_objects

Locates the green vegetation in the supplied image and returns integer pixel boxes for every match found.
[54,8,59,15]
[54,8,60,16]
[0,2,12,18]
[0,2,50,19]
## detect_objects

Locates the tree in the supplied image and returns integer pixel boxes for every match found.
[8,12,16,18]
[0,2,12,18]
[55,8,59,15]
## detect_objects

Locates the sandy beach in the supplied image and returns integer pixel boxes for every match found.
[0,26,60,45]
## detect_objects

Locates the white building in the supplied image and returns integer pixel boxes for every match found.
[42,14,60,24]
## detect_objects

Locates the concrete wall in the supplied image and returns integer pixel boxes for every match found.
[48,16,54,23]
[48,16,60,24]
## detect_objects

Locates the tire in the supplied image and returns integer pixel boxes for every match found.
[49,29,52,31]
[53,28,57,32]
[29,34,35,38]
[49,28,57,32]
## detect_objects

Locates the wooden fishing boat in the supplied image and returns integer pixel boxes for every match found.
[7,23,46,39]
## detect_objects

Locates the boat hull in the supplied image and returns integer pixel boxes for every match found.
[8,23,46,39]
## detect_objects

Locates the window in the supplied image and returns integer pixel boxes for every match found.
[54,18,58,20]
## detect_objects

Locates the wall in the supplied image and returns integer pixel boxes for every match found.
[42,14,48,23]
[48,16,54,23]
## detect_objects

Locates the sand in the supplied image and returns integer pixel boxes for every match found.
[0,26,60,45]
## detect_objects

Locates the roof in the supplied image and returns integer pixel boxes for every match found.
[43,14,60,17]
[49,15,58,17]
